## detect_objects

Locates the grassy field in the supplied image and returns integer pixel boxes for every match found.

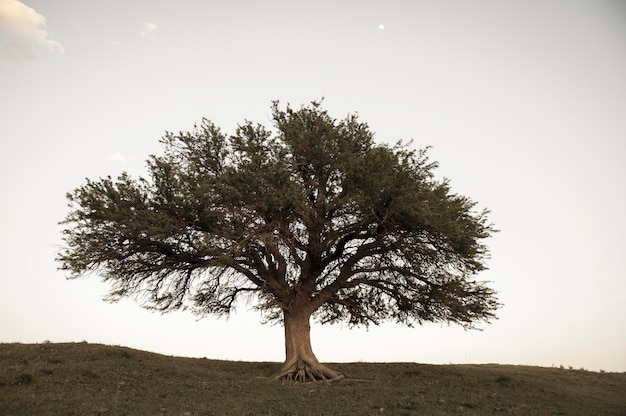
[1,342,624,416]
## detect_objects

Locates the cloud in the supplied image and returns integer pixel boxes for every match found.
[140,22,157,38]
[111,152,128,164]
[0,0,64,59]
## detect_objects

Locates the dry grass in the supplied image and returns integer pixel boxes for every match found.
[1,342,625,415]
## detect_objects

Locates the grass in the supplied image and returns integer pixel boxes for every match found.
[1,343,625,415]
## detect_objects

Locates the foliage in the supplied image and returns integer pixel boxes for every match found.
[13,373,33,385]
[58,101,498,329]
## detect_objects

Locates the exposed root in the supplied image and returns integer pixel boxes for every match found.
[274,360,344,383]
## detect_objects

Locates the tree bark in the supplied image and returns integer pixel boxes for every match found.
[274,308,344,382]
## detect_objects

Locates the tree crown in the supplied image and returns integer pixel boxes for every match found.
[59,101,498,329]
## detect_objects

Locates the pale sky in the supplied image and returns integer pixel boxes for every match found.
[1,0,625,372]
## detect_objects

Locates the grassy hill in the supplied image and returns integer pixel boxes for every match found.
[1,342,624,416]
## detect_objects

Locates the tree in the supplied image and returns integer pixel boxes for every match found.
[58,101,499,382]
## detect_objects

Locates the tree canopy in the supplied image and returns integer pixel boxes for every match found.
[58,101,498,381]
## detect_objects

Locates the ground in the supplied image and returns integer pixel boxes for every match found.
[1,342,625,415]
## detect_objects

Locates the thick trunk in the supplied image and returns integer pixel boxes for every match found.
[274,308,343,382]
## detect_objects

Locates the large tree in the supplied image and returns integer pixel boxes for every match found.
[58,101,498,382]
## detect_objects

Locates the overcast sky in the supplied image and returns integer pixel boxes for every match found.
[1,0,625,372]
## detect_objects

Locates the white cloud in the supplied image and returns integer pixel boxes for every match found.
[140,22,157,38]
[0,0,64,59]
[111,152,128,164]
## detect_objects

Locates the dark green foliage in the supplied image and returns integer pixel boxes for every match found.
[58,101,498,329]
[496,374,514,387]
[13,373,33,385]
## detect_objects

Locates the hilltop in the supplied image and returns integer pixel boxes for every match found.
[1,342,625,415]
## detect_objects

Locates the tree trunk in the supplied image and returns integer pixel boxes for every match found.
[274,308,344,382]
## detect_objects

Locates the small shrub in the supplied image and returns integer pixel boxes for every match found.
[398,400,421,410]
[14,373,34,385]
[118,349,131,359]
[82,370,99,379]
[495,375,513,387]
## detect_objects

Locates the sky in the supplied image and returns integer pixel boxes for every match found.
[1,0,625,372]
